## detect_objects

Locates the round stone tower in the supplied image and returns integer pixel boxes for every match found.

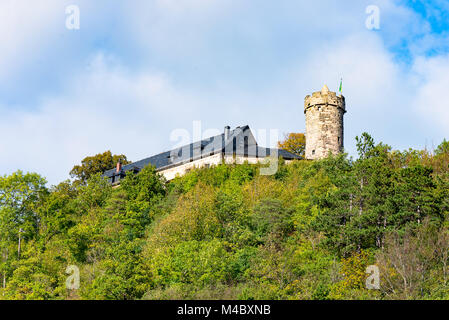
[304,85,346,160]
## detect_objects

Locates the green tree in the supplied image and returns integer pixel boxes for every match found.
[0,171,47,290]
[70,151,130,184]
[314,134,396,255]
[120,165,166,237]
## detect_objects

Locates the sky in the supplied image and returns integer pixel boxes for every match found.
[1,0,449,186]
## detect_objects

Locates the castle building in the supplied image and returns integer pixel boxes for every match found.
[304,85,346,159]
[104,125,301,185]
[103,85,345,185]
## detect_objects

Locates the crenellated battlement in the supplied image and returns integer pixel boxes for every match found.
[304,85,346,114]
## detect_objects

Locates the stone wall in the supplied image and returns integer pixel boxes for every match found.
[158,153,293,180]
[159,153,223,181]
[304,85,346,160]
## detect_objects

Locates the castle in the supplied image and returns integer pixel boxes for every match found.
[304,85,346,159]
[104,85,345,185]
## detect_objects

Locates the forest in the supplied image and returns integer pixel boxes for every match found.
[1,132,449,300]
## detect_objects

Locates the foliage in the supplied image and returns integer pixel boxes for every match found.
[70,151,131,184]
[277,133,306,157]
[2,133,449,300]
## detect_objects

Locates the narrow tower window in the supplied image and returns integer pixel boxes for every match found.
[244,136,249,157]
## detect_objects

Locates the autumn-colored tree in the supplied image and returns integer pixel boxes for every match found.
[328,249,375,299]
[430,139,449,174]
[70,151,131,184]
[277,133,306,157]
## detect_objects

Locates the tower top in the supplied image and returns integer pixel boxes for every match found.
[304,85,346,114]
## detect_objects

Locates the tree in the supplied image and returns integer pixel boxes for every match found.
[120,165,166,237]
[278,133,306,157]
[435,139,449,156]
[431,140,449,174]
[0,171,47,289]
[70,151,131,184]
[376,220,449,299]
[329,249,376,299]
[314,134,396,255]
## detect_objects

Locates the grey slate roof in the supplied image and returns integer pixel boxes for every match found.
[103,125,301,179]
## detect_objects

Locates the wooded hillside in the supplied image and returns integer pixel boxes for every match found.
[1,133,449,300]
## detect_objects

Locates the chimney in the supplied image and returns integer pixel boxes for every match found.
[224,126,230,141]
[116,159,122,173]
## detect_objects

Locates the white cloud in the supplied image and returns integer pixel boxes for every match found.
[0,53,206,184]
[412,55,449,133]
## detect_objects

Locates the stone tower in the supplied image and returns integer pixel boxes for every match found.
[304,85,346,160]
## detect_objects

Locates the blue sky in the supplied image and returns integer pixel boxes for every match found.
[1,0,449,185]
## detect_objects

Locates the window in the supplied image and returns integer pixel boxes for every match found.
[312,150,315,155]
[338,137,341,143]
[244,136,249,157]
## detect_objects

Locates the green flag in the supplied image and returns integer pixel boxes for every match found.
[339,78,343,94]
